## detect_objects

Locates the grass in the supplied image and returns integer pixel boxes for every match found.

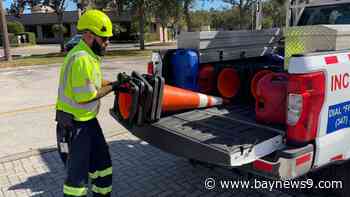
[0,49,152,68]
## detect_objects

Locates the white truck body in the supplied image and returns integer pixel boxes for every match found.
[289,51,350,167]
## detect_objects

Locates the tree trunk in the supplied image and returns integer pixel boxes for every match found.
[139,0,145,50]
[184,0,192,32]
[58,13,65,52]
[162,24,166,43]
[239,0,243,29]
[0,1,12,61]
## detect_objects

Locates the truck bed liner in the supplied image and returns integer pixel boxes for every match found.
[126,105,285,167]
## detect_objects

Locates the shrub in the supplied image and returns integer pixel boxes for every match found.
[0,32,37,46]
[7,21,25,34]
[51,24,68,35]
[144,33,159,42]
[18,32,36,45]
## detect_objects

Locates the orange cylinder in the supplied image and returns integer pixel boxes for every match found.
[217,68,240,99]
[197,64,215,94]
[251,70,273,99]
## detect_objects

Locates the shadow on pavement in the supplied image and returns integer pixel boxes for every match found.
[7,135,336,197]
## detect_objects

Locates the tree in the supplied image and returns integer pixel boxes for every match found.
[124,0,159,50]
[52,24,67,37]
[263,0,286,28]
[0,0,11,61]
[191,10,211,31]
[222,0,254,29]
[9,0,68,52]
[181,0,214,32]
[183,0,194,31]
[153,0,181,42]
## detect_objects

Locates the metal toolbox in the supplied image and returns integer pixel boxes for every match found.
[284,25,350,68]
[177,29,282,63]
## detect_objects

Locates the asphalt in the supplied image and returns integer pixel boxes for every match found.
[0,57,148,158]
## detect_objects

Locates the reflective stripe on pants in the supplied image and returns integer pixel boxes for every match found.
[60,118,112,197]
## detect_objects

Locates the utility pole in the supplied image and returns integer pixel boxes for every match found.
[0,0,12,61]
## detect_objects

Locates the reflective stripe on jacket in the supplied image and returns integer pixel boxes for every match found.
[56,40,102,121]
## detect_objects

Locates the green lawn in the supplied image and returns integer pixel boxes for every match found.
[0,49,152,68]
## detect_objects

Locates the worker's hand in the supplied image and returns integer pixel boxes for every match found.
[110,81,129,92]
[102,79,112,87]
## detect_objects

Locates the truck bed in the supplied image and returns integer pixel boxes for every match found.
[127,105,286,167]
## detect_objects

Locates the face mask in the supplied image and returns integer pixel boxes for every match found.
[91,38,106,56]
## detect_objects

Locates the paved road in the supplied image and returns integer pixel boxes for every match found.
[0,42,176,57]
[0,57,148,158]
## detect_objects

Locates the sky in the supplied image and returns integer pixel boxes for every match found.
[4,0,230,11]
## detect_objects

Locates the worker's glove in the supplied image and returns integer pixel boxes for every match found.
[110,81,119,91]
[111,73,131,92]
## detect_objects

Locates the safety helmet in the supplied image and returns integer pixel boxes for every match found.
[77,9,113,37]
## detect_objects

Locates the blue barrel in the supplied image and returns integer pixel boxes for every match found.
[170,49,199,91]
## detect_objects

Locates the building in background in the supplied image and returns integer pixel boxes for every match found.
[6,9,132,44]
[6,4,173,44]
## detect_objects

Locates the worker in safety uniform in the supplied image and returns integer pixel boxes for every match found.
[55,9,124,197]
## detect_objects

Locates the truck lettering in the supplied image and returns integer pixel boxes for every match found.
[331,73,349,92]
[327,101,350,133]
[335,116,348,129]
[329,108,342,118]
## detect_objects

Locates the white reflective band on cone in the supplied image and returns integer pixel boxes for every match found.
[198,93,209,108]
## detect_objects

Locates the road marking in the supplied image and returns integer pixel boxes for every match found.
[0,95,115,117]
[0,104,55,117]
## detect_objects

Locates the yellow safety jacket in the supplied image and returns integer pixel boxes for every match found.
[56,40,102,121]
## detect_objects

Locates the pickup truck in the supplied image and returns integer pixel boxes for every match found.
[110,0,350,196]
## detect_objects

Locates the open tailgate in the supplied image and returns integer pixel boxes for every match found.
[111,105,285,167]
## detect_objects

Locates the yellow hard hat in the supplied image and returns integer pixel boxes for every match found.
[77,9,113,37]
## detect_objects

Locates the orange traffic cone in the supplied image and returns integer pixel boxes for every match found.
[162,85,225,112]
[117,85,226,120]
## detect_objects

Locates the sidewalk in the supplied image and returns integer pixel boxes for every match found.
[0,131,327,197]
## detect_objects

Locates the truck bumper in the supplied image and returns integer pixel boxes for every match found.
[240,144,314,180]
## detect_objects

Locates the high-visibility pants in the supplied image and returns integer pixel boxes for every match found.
[56,118,113,197]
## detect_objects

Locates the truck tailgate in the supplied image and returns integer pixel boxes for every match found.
[123,105,285,167]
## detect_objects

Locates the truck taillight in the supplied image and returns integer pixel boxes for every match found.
[147,62,154,75]
[287,94,304,125]
[287,72,325,145]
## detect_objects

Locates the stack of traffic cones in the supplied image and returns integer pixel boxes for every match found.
[112,72,226,126]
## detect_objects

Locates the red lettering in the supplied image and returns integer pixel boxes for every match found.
[344,73,349,88]
[331,73,350,91]
[335,74,342,91]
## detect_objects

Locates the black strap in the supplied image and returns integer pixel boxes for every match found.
[55,110,75,129]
